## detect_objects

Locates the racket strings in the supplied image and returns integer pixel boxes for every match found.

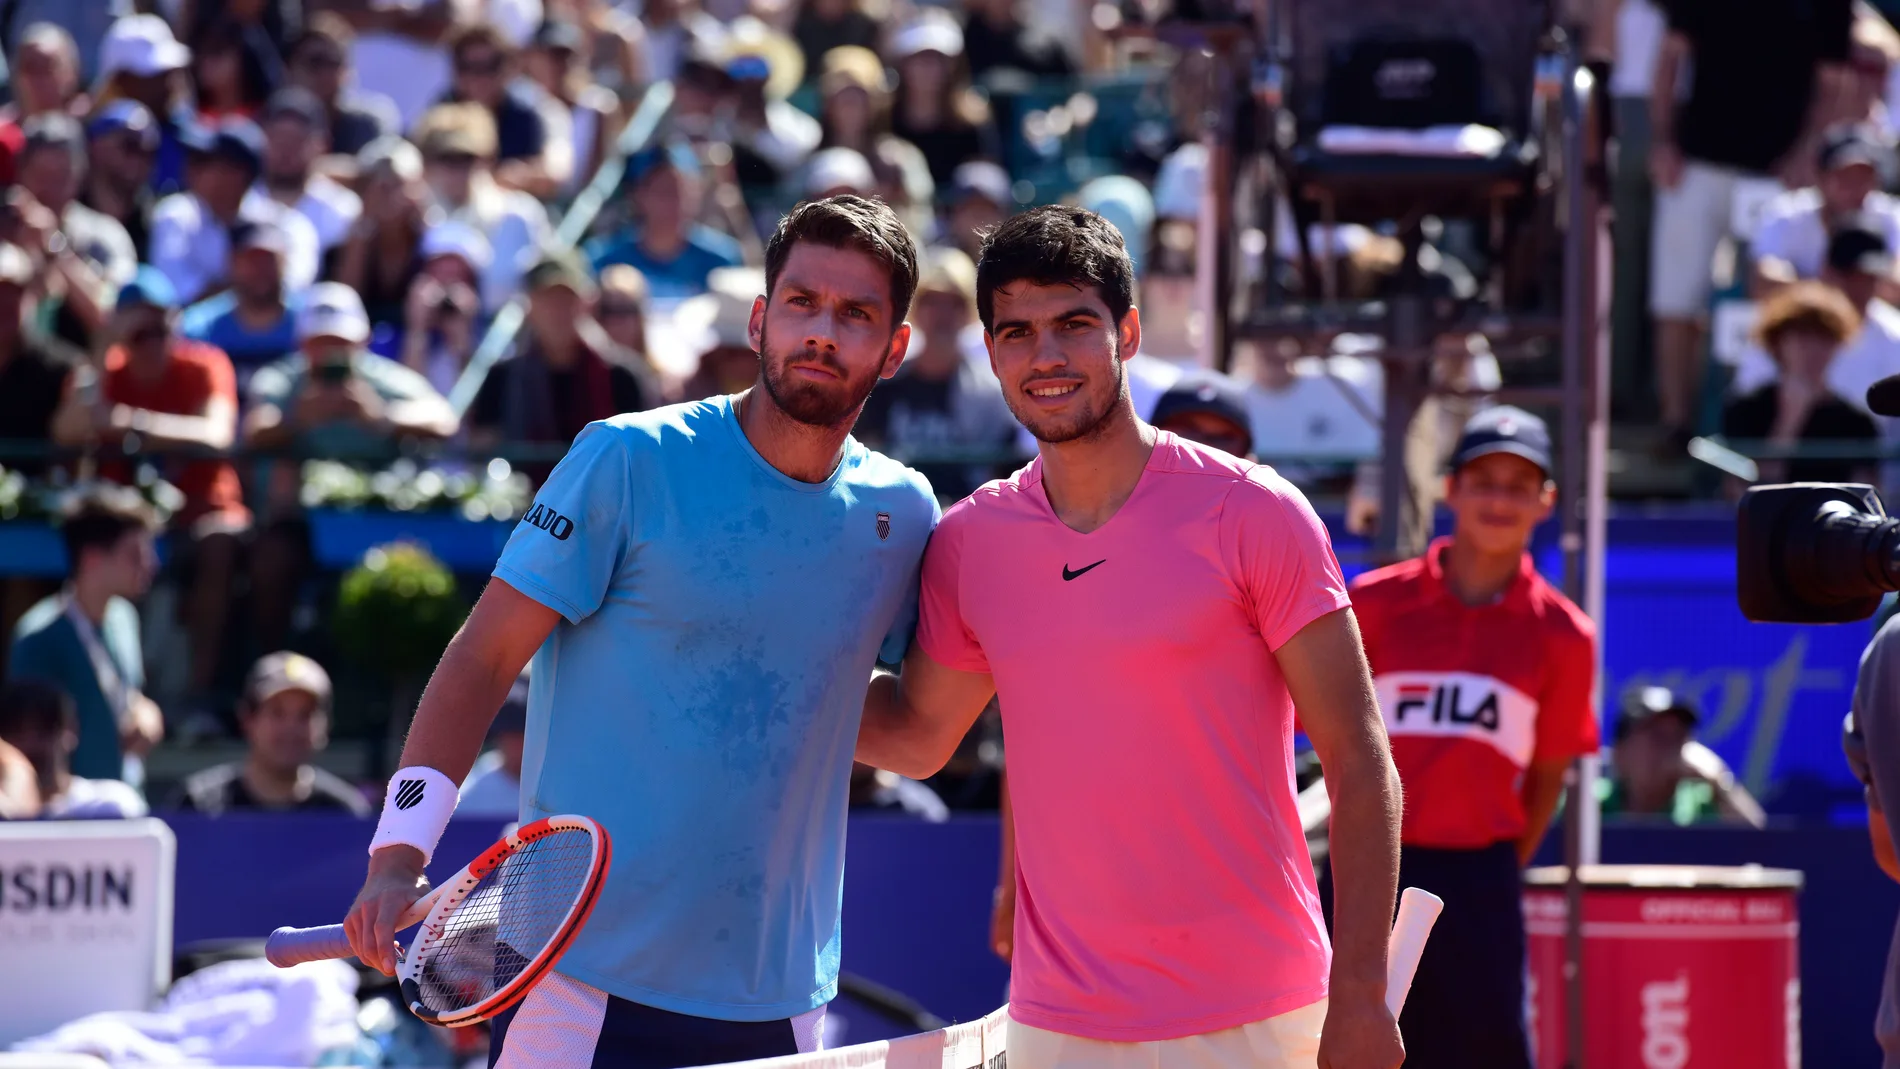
[413,828,597,1013]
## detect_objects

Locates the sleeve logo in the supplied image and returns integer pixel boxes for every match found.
[523,503,575,540]
[394,778,427,810]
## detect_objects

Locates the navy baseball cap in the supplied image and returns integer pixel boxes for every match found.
[626,140,701,185]
[1615,685,1699,741]
[116,266,179,312]
[86,100,159,151]
[185,117,265,173]
[1450,405,1552,476]
[1827,213,1895,276]
[1819,123,1894,175]
[1151,370,1254,447]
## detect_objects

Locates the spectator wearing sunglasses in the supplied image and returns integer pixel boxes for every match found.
[283,14,399,164]
[442,21,565,198]
[80,101,160,259]
[50,270,252,710]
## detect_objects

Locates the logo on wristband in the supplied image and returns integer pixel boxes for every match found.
[394,778,427,810]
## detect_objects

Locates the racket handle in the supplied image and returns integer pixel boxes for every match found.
[1386,887,1445,1017]
[266,924,356,967]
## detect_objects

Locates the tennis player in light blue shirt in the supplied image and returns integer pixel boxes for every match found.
[343,197,937,1068]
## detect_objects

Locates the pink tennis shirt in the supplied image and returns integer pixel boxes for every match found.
[917,433,1349,1042]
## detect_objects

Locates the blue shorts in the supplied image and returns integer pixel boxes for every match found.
[1319,841,1531,1069]
[487,972,827,1069]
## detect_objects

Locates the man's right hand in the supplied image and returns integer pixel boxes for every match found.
[344,846,430,975]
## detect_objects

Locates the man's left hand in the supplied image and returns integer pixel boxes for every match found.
[1318,989,1405,1069]
[122,693,165,757]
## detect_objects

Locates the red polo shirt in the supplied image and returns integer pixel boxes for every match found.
[1351,538,1600,849]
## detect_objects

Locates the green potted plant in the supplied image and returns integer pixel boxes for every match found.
[332,542,468,768]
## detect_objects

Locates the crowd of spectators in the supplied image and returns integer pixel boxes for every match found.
[1,0,1891,824]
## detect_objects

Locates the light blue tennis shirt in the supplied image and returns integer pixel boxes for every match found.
[491,395,938,1021]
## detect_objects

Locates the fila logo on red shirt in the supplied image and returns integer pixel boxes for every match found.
[1375,671,1537,768]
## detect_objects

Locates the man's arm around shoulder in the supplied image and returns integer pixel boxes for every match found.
[858,647,994,781]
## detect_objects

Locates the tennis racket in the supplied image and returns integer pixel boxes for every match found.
[1385,886,1444,1016]
[265,814,611,1027]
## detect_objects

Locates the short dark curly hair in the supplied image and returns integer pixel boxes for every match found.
[974,205,1135,334]
[764,195,920,324]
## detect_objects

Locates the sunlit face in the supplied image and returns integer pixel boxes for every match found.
[17,144,76,211]
[1615,713,1692,814]
[242,689,325,775]
[1821,161,1879,216]
[290,41,345,102]
[755,242,909,428]
[913,289,971,355]
[454,44,507,108]
[527,284,583,340]
[1773,327,1842,385]
[263,115,320,183]
[14,42,73,116]
[825,85,873,144]
[230,245,283,303]
[1444,452,1555,557]
[86,528,159,601]
[985,281,1137,444]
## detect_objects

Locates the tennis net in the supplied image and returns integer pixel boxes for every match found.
[690,1004,1009,1069]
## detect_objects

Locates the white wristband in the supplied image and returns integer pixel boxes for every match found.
[369,767,458,866]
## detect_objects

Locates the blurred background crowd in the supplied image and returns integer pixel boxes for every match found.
[0,0,1884,831]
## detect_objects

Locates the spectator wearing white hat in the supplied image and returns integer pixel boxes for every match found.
[149,118,321,303]
[243,284,454,653]
[93,13,196,196]
[80,101,160,258]
[400,219,491,398]
[803,145,877,199]
[412,101,550,311]
[244,281,457,466]
[887,8,998,189]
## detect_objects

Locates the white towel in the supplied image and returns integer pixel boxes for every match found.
[10,959,360,1066]
[1316,124,1510,158]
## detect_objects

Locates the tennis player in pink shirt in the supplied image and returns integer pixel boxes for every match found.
[857,207,1404,1069]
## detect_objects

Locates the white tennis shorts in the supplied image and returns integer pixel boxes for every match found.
[1005,999,1327,1069]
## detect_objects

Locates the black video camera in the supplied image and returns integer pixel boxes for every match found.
[1737,483,1900,623]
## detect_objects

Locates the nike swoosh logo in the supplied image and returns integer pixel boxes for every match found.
[1062,560,1107,581]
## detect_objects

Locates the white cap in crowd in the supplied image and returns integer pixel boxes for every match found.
[420,220,495,272]
[805,147,877,198]
[888,9,964,61]
[297,282,371,345]
[96,15,191,86]
[1152,142,1208,222]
